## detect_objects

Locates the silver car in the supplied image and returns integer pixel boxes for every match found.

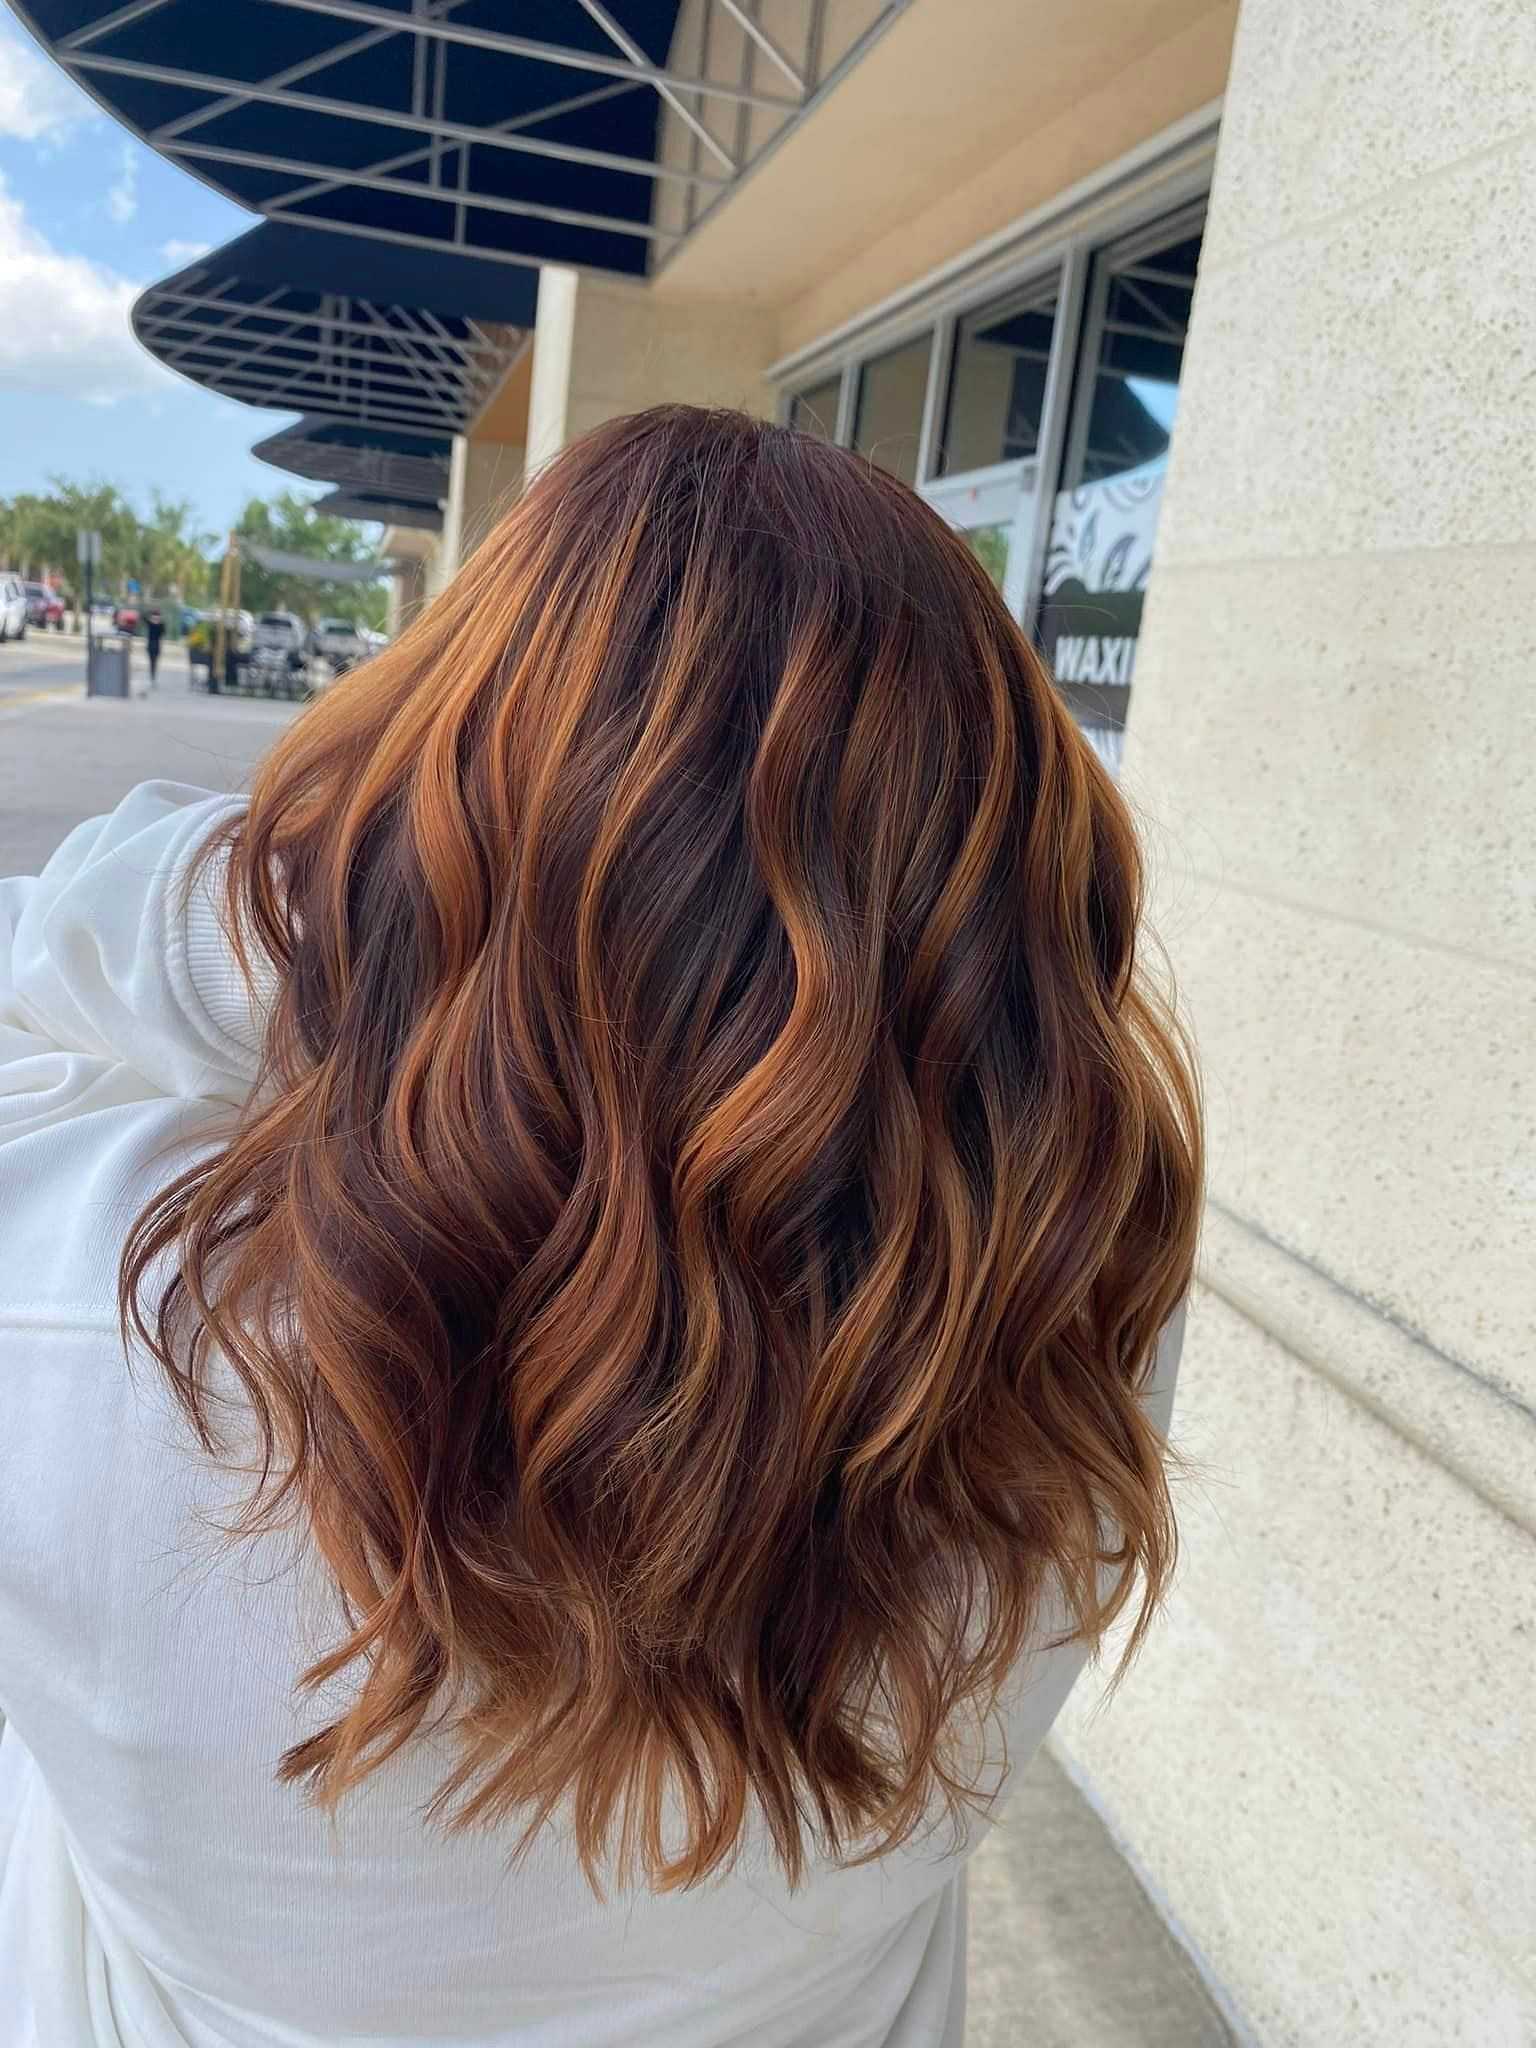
[0,571,28,643]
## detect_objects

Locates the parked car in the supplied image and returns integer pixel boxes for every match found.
[24,582,64,631]
[0,571,27,642]
[187,609,255,665]
[253,611,306,660]
[114,601,140,634]
[246,611,310,695]
[309,616,368,675]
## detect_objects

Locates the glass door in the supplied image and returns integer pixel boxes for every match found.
[921,274,1059,615]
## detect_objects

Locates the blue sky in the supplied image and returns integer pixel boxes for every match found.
[0,14,314,536]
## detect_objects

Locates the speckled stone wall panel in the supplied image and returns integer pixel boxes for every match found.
[1051,0,1536,2037]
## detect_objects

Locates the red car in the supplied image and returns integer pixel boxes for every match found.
[114,602,140,634]
[24,582,65,631]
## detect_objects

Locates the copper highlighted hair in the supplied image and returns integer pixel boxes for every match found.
[124,406,1201,1888]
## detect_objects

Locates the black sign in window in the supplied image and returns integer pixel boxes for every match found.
[1039,209,1205,759]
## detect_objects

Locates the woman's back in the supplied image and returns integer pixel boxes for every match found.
[0,409,1198,2044]
[0,1047,974,2047]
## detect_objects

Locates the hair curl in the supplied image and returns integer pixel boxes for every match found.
[123,405,1201,1889]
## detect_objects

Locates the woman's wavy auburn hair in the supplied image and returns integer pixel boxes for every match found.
[124,405,1201,1889]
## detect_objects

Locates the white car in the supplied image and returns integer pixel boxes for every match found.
[248,611,311,697]
[0,571,28,642]
[309,616,368,674]
[253,611,307,660]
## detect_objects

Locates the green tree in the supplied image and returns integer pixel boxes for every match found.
[0,478,209,610]
[229,492,387,630]
[132,494,214,607]
[1,479,382,626]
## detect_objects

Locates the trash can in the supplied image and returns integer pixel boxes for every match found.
[86,635,146,699]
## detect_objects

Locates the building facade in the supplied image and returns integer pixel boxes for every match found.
[416,8,1536,2036]
[19,1,1534,2037]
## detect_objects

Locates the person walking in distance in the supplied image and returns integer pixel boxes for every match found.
[0,406,1201,2047]
[144,606,165,685]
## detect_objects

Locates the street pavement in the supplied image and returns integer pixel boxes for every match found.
[0,626,89,713]
[0,645,295,871]
[0,681,1232,2047]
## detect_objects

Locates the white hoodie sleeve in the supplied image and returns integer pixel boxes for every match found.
[0,781,263,1107]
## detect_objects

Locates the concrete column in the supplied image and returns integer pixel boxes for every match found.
[431,436,471,597]
[385,553,429,635]
[1051,3,1536,2041]
[433,433,527,590]
[381,526,437,631]
[526,264,581,479]
[523,261,781,479]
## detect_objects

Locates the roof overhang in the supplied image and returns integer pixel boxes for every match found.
[315,487,444,532]
[133,221,534,435]
[252,412,451,502]
[12,1,908,282]
[10,0,910,520]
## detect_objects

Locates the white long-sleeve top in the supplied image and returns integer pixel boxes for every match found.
[0,782,1181,2048]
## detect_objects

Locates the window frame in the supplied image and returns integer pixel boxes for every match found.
[1058,196,1209,497]
[849,330,941,487]
[774,114,1216,636]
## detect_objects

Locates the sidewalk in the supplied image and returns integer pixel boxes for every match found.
[969,1751,1233,2046]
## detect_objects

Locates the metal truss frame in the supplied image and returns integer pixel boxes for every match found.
[34,0,912,274]
[133,265,526,433]
[251,416,453,504]
[314,487,444,531]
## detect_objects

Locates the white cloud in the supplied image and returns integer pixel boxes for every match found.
[107,142,139,224]
[0,174,163,406]
[0,21,94,145]
[160,238,213,269]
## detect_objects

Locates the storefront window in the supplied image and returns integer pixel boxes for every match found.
[790,375,841,440]
[1067,222,1200,487]
[773,198,1207,774]
[937,279,1057,476]
[1038,209,1204,751]
[851,334,932,487]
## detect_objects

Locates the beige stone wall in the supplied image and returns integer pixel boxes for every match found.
[658,0,1235,339]
[526,267,781,476]
[654,0,886,245]
[1052,2,1536,2038]
[453,437,526,567]
[432,430,527,593]
[384,548,431,635]
[450,0,1232,578]
[439,262,778,583]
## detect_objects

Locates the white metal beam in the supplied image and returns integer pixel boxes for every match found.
[573,0,736,174]
[139,317,486,407]
[346,298,487,404]
[253,0,799,111]
[163,139,683,244]
[198,372,463,431]
[261,203,653,271]
[141,289,504,358]
[151,0,467,145]
[60,0,172,49]
[714,0,806,93]
[68,53,731,192]
[153,336,471,413]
